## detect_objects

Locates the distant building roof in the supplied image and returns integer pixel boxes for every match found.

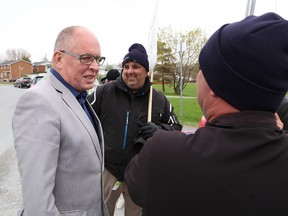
[0,59,32,66]
[33,61,51,66]
[0,60,15,66]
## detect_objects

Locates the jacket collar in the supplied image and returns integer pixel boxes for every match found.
[115,76,152,96]
[206,111,280,131]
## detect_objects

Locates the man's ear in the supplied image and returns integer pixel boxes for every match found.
[53,51,63,70]
[210,90,217,97]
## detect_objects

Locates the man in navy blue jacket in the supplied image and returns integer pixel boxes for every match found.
[125,12,288,216]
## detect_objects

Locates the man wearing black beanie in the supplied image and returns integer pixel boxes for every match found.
[87,43,182,215]
[100,69,120,84]
[125,13,288,216]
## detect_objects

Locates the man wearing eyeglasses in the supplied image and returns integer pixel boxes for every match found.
[87,43,182,216]
[12,26,108,216]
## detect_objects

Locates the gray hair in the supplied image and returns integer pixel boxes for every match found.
[54,26,84,51]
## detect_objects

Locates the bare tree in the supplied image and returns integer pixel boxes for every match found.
[0,54,4,63]
[5,48,31,62]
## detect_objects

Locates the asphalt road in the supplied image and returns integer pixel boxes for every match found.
[0,85,24,155]
[0,85,24,215]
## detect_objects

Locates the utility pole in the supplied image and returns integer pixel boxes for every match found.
[245,0,256,17]
[178,40,186,117]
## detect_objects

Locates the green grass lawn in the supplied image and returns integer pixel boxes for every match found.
[0,81,13,85]
[153,83,203,127]
[153,82,197,97]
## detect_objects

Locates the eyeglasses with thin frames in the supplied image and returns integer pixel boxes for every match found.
[59,50,105,66]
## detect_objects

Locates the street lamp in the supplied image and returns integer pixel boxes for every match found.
[177,40,186,117]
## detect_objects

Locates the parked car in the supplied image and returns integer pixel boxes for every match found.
[30,75,44,88]
[14,77,32,88]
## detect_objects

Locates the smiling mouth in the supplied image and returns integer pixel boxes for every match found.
[84,75,95,79]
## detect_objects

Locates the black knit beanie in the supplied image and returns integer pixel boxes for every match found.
[199,12,288,112]
[122,43,149,72]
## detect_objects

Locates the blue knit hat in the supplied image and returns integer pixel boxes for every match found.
[122,43,149,72]
[199,12,288,112]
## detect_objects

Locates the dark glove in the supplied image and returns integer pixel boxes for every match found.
[133,137,146,154]
[139,122,160,139]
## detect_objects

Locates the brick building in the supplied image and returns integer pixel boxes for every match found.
[0,60,33,82]
[33,60,51,73]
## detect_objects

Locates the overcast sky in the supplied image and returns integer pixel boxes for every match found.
[0,0,287,65]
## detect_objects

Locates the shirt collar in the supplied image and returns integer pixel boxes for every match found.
[51,67,86,98]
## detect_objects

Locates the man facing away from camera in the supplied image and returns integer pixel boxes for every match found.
[87,43,182,215]
[125,12,288,216]
[13,26,108,216]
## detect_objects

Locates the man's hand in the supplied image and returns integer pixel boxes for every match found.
[139,122,160,139]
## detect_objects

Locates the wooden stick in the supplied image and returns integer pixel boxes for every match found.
[147,71,154,122]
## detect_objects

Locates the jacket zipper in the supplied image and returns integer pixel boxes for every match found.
[122,111,130,149]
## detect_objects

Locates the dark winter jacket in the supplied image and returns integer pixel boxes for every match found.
[277,95,288,130]
[87,76,182,181]
[125,111,288,216]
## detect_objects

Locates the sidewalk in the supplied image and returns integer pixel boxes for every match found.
[182,125,198,134]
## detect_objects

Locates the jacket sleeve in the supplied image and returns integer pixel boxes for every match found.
[124,133,153,207]
[277,96,288,130]
[158,97,183,131]
[13,91,61,216]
